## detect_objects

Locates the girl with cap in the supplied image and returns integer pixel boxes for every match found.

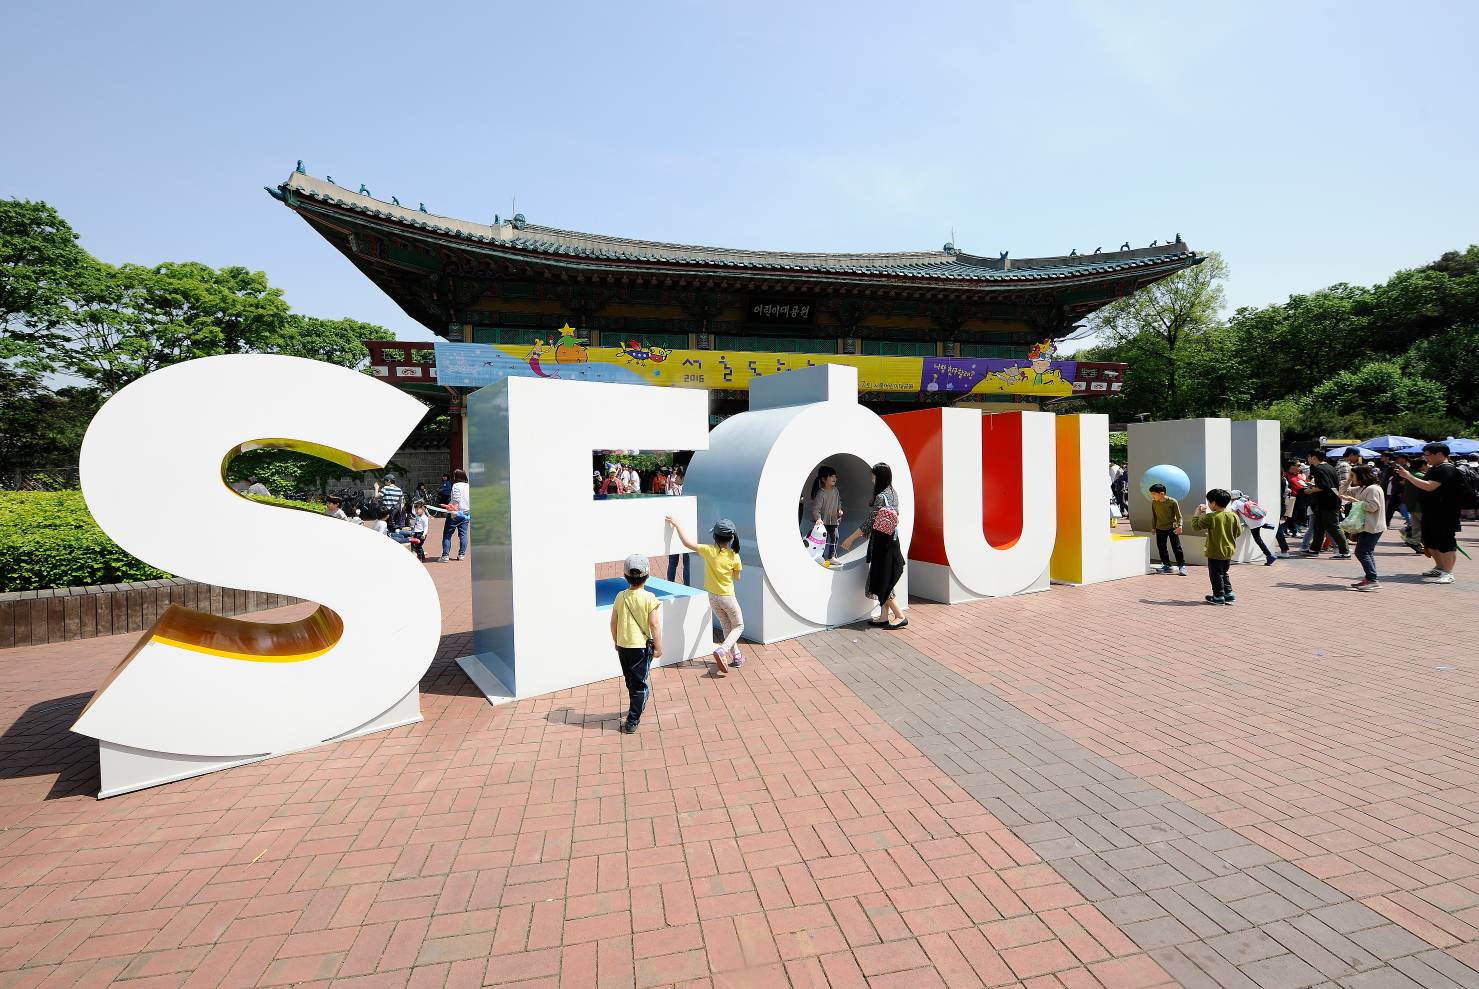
[665,514,745,675]
[841,463,907,629]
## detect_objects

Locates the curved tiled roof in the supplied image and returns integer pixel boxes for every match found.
[276,172,1199,283]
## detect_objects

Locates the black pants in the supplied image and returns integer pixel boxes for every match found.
[1312,508,1349,555]
[1154,529,1184,567]
[1208,558,1232,598]
[666,553,690,584]
[616,644,653,722]
[1248,526,1273,558]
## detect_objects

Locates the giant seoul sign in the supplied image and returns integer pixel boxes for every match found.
[77,355,1277,796]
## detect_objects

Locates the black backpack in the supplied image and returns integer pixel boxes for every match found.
[1455,464,1479,510]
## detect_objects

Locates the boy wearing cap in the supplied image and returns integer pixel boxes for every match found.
[611,554,663,733]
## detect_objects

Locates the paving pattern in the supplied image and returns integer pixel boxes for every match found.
[0,532,1475,987]
[807,626,1479,988]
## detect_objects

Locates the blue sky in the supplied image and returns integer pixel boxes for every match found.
[4,1,1476,350]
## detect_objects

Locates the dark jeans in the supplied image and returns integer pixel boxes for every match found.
[823,524,839,561]
[1311,508,1349,555]
[1154,529,1184,567]
[1248,526,1273,559]
[1353,531,1382,581]
[666,552,690,584]
[1276,521,1290,554]
[1208,558,1232,598]
[616,644,653,722]
[441,512,469,558]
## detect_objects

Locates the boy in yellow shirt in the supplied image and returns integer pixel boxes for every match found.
[610,554,663,733]
[666,516,745,675]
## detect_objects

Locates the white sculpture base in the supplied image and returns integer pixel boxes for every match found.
[1051,531,1152,586]
[1134,528,1271,568]
[909,560,1049,604]
[96,688,422,798]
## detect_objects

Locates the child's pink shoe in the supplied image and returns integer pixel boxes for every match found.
[712,648,729,675]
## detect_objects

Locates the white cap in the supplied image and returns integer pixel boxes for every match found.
[623,554,649,578]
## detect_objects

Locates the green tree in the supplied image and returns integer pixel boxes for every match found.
[0,199,98,361]
[264,314,384,368]
[1305,358,1446,422]
[1085,252,1228,417]
[1402,323,1479,424]
[0,366,100,478]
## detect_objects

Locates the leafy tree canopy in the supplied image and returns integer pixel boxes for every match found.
[1082,245,1479,440]
[1,198,398,394]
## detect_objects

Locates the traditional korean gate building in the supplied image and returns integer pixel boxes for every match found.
[269,169,1202,469]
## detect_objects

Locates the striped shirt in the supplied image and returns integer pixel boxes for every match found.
[380,484,404,513]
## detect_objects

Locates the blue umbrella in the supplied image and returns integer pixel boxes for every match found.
[1392,446,1426,457]
[1361,435,1421,451]
[1441,437,1479,455]
[1325,445,1380,459]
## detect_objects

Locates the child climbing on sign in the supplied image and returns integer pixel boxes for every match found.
[665,515,745,675]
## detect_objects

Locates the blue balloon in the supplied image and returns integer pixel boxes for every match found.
[1141,464,1191,502]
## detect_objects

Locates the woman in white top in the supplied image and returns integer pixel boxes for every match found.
[1338,464,1386,590]
[440,467,472,562]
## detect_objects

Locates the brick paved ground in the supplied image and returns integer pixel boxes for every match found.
[1,532,1476,987]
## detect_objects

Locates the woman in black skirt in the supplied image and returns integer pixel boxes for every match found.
[840,462,907,629]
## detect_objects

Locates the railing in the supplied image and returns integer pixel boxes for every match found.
[1,466,81,491]
[367,340,439,383]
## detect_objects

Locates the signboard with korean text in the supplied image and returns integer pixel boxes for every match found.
[745,299,815,325]
[433,326,1086,398]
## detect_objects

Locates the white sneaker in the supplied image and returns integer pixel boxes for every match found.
[1421,567,1443,577]
[1433,572,1455,584]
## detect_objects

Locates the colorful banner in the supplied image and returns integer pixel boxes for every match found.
[433,331,1078,397]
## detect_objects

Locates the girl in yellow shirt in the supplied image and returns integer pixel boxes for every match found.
[666,515,745,675]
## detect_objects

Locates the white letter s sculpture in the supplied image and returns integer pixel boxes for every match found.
[74,355,441,797]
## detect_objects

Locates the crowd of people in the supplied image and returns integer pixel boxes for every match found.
[1144,443,1473,599]
[595,462,684,497]
[321,468,471,564]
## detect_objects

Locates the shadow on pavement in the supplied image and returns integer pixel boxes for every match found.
[0,692,101,799]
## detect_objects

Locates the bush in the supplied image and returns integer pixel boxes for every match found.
[0,490,325,592]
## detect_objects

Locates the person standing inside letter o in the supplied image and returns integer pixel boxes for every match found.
[841,463,906,629]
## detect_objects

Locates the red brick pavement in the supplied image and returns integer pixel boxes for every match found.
[0,532,1473,987]
[911,533,1479,976]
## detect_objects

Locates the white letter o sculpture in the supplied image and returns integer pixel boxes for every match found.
[684,365,913,642]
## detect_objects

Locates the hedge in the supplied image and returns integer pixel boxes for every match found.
[0,490,323,593]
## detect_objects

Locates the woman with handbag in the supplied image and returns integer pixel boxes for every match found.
[841,462,907,630]
[1338,464,1386,590]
